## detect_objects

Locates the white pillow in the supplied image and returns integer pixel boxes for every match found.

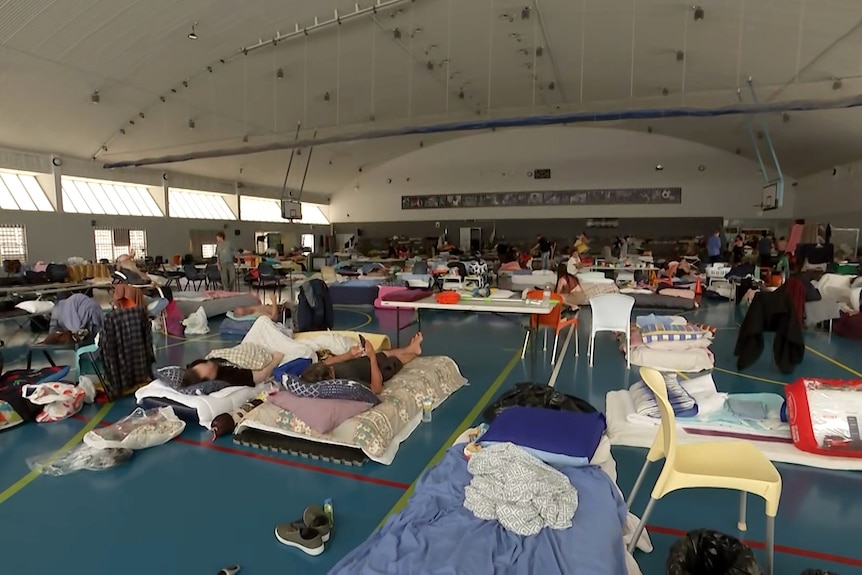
[15,300,54,314]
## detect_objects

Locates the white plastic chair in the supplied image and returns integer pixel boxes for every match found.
[627,367,782,575]
[588,293,635,368]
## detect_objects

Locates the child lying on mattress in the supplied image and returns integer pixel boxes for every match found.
[182,351,285,388]
[299,333,423,394]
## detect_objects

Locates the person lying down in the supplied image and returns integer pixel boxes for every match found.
[300,333,424,394]
[231,293,281,321]
[182,351,285,388]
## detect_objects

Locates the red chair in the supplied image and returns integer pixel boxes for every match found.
[521,289,579,365]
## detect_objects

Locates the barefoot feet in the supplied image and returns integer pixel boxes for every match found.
[408,332,424,356]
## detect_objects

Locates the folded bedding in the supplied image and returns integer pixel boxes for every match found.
[629,372,697,418]
[135,380,268,428]
[635,314,687,329]
[628,344,714,372]
[329,447,630,575]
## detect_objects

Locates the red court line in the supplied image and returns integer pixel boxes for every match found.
[72,414,410,490]
[646,524,862,568]
[70,416,862,567]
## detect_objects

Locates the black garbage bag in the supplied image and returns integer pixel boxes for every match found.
[483,382,597,422]
[666,529,763,575]
[801,570,840,575]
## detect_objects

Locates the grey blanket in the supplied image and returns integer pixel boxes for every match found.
[464,442,578,536]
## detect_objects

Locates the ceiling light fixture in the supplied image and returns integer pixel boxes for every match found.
[393,28,402,40]
[782,113,790,123]
[536,46,544,57]
[521,7,531,20]
[187,119,196,130]
[276,67,284,79]
[458,89,465,100]
[426,61,434,71]
[548,81,555,90]
[662,87,670,96]
[90,91,100,104]
[832,77,843,90]
[500,13,511,20]
[188,22,198,40]
[675,50,685,62]
[655,164,664,171]
[692,6,704,21]
[324,92,331,101]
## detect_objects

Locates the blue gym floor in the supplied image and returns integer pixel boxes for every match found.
[1,301,861,575]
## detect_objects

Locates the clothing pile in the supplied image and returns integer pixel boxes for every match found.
[734,280,804,374]
[624,314,715,373]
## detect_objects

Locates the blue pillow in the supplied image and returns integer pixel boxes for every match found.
[480,406,606,461]
[154,365,235,396]
[282,373,380,405]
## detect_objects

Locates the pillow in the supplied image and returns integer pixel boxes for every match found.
[206,342,272,370]
[15,300,55,314]
[268,391,372,434]
[640,323,711,343]
[226,311,260,322]
[281,373,380,405]
[480,406,606,461]
[153,366,235,396]
[580,280,620,300]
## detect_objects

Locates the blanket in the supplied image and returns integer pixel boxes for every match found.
[206,342,272,369]
[464,443,578,536]
[329,447,632,575]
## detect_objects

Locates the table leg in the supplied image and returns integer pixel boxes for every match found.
[395,306,401,348]
[417,308,422,332]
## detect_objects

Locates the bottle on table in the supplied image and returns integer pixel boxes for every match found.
[542,284,551,306]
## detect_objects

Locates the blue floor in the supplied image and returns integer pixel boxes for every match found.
[1,302,861,574]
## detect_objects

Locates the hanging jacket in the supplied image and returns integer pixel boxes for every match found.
[295,279,334,332]
[99,307,155,400]
[734,283,804,374]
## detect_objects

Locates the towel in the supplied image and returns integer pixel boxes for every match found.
[626,373,726,426]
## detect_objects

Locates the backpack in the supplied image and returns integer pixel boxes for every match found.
[46,263,68,283]
[294,279,334,332]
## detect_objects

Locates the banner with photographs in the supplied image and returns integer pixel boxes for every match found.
[401,187,682,210]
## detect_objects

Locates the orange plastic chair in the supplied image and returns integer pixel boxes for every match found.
[521,289,578,365]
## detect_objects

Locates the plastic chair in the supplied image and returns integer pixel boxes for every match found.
[587,293,634,368]
[182,264,205,291]
[321,266,338,282]
[520,289,578,364]
[255,262,281,300]
[626,367,782,575]
[412,261,429,275]
[204,263,222,289]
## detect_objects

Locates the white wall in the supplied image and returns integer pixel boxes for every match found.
[330,126,795,223]
[794,160,862,227]
[0,146,329,262]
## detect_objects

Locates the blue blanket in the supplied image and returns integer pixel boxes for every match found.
[329,447,628,575]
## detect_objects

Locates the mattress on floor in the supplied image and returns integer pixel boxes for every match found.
[135,380,268,428]
[330,441,645,575]
[328,280,382,306]
[235,356,467,465]
[172,291,261,317]
[605,389,862,471]
[630,292,697,310]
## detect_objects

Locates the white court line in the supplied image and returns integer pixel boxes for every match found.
[546,324,575,388]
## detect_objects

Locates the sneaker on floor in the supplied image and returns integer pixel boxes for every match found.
[274,522,324,556]
[303,504,332,542]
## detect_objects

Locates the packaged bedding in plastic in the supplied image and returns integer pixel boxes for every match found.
[666,529,762,575]
[26,443,133,476]
[785,377,862,458]
[83,406,185,450]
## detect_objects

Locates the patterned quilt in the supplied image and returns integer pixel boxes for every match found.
[236,356,467,464]
[206,342,273,370]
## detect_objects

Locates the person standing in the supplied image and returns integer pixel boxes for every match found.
[216,231,237,291]
[706,230,722,264]
[532,234,553,271]
[758,232,774,268]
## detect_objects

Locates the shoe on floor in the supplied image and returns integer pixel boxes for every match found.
[275,522,324,556]
[303,504,332,543]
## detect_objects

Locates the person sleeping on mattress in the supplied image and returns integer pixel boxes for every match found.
[231,293,281,321]
[299,333,423,394]
[182,351,285,388]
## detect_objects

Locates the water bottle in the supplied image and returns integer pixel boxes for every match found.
[542,284,551,306]
[422,399,433,422]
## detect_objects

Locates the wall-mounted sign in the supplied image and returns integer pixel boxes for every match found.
[533,168,551,179]
[401,187,682,210]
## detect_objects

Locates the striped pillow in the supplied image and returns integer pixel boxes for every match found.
[640,323,711,344]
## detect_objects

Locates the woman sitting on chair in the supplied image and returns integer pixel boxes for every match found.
[555,263,579,295]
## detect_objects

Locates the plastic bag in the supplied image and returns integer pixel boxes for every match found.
[21,382,86,422]
[26,443,133,476]
[666,529,762,575]
[483,382,597,422]
[183,306,210,335]
[83,406,185,450]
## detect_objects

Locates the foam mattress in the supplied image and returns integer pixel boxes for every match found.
[172,291,261,317]
[135,380,268,428]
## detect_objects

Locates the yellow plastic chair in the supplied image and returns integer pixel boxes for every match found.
[321,266,338,282]
[626,367,782,575]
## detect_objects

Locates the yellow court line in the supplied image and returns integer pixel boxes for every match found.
[805,345,862,378]
[712,366,786,386]
[0,402,112,505]
[157,332,224,350]
[377,349,522,527]
[342,311,372,332]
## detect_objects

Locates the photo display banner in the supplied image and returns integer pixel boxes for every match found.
[401,187,682,210]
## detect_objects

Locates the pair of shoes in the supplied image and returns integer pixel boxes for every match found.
[274,505,332,556]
